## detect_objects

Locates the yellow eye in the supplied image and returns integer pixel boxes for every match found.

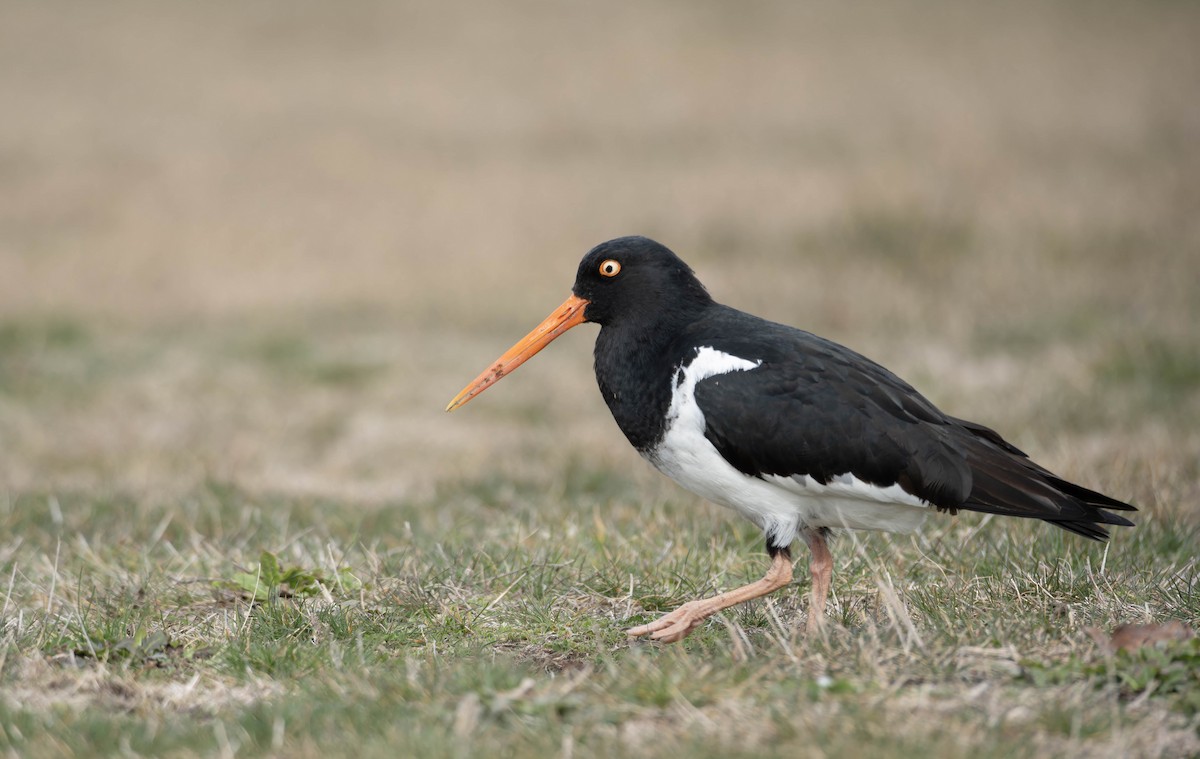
[599,259,621,277]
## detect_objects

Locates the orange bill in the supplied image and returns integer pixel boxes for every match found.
[445,293,590,412]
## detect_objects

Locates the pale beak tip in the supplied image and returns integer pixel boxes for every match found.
[444,293,588,417]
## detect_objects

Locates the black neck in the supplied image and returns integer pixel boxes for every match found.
[592,302,709,452]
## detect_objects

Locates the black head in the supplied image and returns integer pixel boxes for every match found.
[572,236,712,327]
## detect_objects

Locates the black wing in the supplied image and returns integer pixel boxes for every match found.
[690,323,1135,540]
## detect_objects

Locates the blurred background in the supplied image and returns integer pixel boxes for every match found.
[1,0,1197,512]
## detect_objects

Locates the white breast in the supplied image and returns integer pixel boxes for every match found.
[646,346,930,548]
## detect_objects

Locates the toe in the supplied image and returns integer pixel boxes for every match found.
[651,622,694,643]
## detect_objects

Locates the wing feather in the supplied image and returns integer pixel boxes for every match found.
[685,320,1134,539]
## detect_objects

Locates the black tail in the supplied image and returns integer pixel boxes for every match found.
[948,418,1136,541]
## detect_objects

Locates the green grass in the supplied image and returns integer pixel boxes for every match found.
[2,474,1197,758]
[1099,339,1200,411]
[237,332,388,389]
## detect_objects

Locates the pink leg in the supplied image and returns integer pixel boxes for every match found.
[805,528,833,630]
[627,548,794,643]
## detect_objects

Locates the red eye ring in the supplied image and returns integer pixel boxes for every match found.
[599,259,621,277]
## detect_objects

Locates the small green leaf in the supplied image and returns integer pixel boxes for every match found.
[214,551,361,601]
[259,551,283,585]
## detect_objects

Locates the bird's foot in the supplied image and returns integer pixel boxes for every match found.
[626,599,717,643]
[805,605,826,635]
[627,551,796,643]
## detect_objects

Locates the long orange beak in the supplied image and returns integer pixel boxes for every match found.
[445,293,590,412]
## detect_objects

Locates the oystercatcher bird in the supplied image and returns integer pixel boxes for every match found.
[446,236,1135,643]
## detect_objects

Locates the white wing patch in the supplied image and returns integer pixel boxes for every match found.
[647,346,930,547]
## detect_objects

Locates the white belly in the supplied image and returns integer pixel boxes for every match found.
[646,346,930,548]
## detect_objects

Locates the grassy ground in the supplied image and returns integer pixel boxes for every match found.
[2,1,1199,757]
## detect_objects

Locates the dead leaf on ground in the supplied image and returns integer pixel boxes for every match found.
[1086,621,1196,653]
